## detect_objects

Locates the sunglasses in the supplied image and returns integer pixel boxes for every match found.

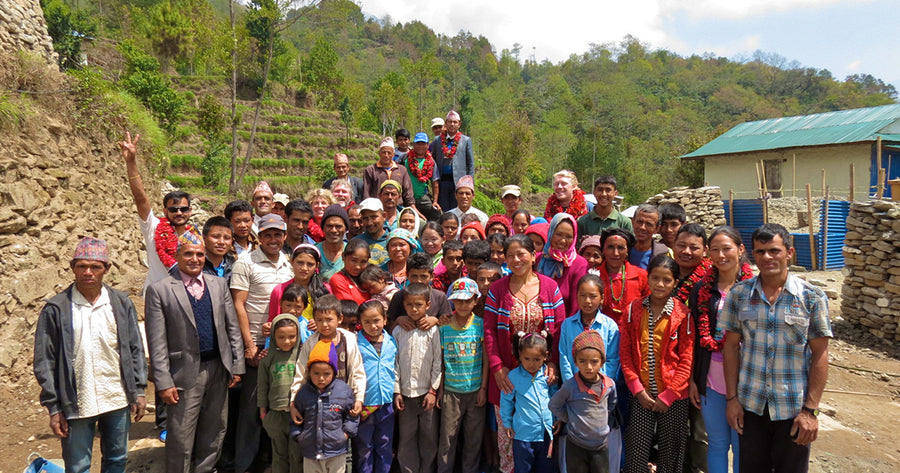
[167,206,191,214]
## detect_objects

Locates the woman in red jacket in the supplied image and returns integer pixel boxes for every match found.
[596,228,649,323]
[329,239,371,305]
[620,254,694,473]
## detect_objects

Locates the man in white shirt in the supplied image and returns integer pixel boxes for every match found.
[230,214,294,473]
[34,238,147,473]
[448,175,488,226]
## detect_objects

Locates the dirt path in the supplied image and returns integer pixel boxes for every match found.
[2,270,898,472]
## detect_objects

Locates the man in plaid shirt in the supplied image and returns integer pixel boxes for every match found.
[720,224,831,473]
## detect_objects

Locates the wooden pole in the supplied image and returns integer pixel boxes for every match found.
[755,162,763,198]
[849,163,855,201]
[729,189,734,226]
[823,187,829,269]
[877,136,884,198]
[821,169,826,199]
[792,153,796,197]
[761,163,769,223]
[806,184,817,270]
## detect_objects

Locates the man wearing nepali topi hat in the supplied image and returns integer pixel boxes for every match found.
[34,237,148,473]
[430,110,475,212]
[145,232,245,473]
[363,137,415,207]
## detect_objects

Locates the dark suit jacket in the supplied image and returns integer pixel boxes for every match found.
[429,133,475,185]
[145,274,245,391]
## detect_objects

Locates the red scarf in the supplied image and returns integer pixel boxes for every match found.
[406,149,435,183]
[154,218,199,269]
[674,257,713,304]
[544,188,588,220]
[441,131,462,159]
[696,263,754,351]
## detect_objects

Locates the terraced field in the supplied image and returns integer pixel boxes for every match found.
[167,76,380,196]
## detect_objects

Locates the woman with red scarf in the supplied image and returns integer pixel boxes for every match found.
[596,228,649,324]
[688,227,752,473]
[535,213,589,316]
[544,170,591,220]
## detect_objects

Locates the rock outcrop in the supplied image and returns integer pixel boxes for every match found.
[0,0,58,66]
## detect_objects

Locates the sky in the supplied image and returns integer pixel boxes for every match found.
[357,0,900,91]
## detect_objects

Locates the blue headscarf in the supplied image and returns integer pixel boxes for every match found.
[536,213,578,279]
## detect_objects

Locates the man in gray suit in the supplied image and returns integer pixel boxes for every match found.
[145,233,245,473]
[430,110,475,211]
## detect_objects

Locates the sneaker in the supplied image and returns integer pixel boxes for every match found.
[159,430,167,443]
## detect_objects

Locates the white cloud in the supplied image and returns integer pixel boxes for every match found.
[847,60,862,71]
[657,0,849,20]
[358,0,669,62]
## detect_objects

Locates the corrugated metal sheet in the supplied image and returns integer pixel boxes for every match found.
[724,199,849,270]
[683,103,900,158]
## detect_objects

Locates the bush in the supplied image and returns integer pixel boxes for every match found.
[200,141,230,191]
[119,42,185,135]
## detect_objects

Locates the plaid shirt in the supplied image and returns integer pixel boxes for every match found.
[718,274,831,420]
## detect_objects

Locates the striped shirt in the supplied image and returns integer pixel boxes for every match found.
[718,274,831,420]
[440,316,484,393]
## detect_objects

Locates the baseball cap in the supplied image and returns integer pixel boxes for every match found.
[258,214,286,232]
[414,132,429,143]
[500,185,521,198]
[358,198,384,213]
[431,117,444,128]
[273,193,289,206]
[448,277,482,301]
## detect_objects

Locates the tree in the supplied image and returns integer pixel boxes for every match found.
[401,53,442,129]
[482,105,537,188]
[303,36,343,108]
[139,0,193,73]
[41,0,97,70]
[338,96,353,148]
[231,0,320,194]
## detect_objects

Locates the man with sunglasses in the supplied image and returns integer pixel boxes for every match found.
[121,131,195,440]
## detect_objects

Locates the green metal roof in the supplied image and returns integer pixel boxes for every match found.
[682,103,900,159]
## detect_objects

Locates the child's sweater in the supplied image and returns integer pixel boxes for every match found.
[549,373,617,450]
[290,328,367,404]
[258,314,302,411]
[290,379,358,460]
[500,365,557,442]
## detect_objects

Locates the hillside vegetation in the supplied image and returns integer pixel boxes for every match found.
[42,0,897,203]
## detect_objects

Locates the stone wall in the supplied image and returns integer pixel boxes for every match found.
[841,201,900,341]
[645,186,727,233]
[0,0,58,65]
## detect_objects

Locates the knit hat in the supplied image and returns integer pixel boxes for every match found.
[460,221,486,240]
[380,179,402,193]
[176,227,204,250]
[572,330,606,361]
[73,237,109,263]
[448,277,481,301]
[456,175,474,191]
[524,222,550,245]
[579,235,603,253]
[252,180,273,198]
[321,203,350,230]
[379,137,395,151]
[308,340,339,374]
[446,110,461,121]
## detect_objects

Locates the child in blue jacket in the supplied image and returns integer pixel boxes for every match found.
[291,340,359,473]
[354,301,398,473]
[500,331,558,473]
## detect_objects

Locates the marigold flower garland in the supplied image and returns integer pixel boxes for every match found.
[696,262,754,351]
[441,131,461,159]
[544,188,588,220]
[406,148,435,183]
[673,257,713,304]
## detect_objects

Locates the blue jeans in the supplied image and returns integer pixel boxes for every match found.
[512,432,557,473]
[61,407,130,473]
[702,390,739,473]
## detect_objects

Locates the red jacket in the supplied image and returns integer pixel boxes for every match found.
[619,297,694,406]
[597,262,649,324]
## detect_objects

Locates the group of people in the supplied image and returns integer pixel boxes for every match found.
[33,118,831,473]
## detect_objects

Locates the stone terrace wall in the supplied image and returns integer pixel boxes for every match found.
[841,201,900,341]
[645,186,727,234]
[0,0,58,65]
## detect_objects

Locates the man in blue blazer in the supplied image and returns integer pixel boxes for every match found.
[430,110,475,211]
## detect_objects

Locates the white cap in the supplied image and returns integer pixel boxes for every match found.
[500,185,521,198]
[431,117,445,128]
[358,198,384,212]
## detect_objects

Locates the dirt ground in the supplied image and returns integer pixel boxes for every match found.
[2,270,898,473]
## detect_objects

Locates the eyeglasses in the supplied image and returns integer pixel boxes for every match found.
[167,206,191,214]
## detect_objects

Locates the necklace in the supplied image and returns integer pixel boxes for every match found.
[608,265,626,302]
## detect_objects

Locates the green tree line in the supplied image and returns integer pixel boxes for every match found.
[44,0,897,202]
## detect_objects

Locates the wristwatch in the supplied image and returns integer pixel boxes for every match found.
[801,406,819,416]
